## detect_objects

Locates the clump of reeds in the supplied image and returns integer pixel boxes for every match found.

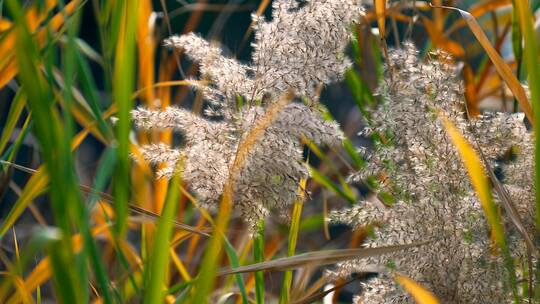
[328,43,534,303]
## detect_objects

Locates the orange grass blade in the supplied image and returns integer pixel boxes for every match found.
[436,4,534,126]
[5,225,110,303]
[394,272,439,304]
[374,0,386,40]
[0,0,80,89]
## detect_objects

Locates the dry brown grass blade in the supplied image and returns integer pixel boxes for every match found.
[434,4,534,126]
[217,242,428,276]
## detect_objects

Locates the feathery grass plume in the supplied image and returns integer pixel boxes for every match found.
[328,43,532,303]
[164,0,365,114]
[132,0,364,231]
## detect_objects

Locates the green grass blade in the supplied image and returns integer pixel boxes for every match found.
[309,166,356,203]
[75,49,112,140]
[515,0,540,235]
[279,185,304,304]
[254,220,265,304]
[223,237,249,304]
[111,0,139,235]
[0,90,26,156]
[143,174,182,304]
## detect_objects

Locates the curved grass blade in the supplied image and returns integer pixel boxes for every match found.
[217,242,429,276]
[434,4,534,126]
[439,114,519,303]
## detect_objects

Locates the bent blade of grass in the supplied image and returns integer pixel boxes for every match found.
[394,272,439,304]
[218,242,429,276]
[436,4,534,126]
[439,114,519,302]
[143,174,182,304]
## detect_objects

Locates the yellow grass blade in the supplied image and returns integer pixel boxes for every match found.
[439,114,519,300]
[439,114,509,246]
[436,5,534,126]
[5,225,110,303]
[394,272,439,304]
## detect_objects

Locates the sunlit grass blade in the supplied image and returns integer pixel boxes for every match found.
[375,0,386,40]
[439,114,519,302]
[280,179,306,304]
[143,174,181,304]
[394,272,439,304]
[437,4,534,125]
[218,242,429,276]
[0,165,48,238]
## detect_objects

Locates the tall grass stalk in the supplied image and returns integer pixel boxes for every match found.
[111,0,139,235]
[6,0,86,302]
[254,220,265,304]
[515,0,540,235]
[144,174,182,304]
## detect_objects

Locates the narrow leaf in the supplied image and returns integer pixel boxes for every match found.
[394,272,439,304]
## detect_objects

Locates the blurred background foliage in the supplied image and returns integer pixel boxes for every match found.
[0,0,539,303]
